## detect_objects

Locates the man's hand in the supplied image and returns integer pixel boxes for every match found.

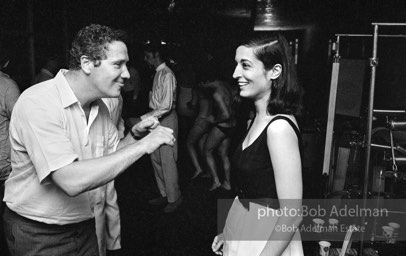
[140,125,175,154]
[131,116,159,137]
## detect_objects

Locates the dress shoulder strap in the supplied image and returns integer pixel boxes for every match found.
[265,115,301,139]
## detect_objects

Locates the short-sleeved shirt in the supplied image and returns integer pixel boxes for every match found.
[4,69,119,225]
[102,96,125,139]
[0,71,20,180]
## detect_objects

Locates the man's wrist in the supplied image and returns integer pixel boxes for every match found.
[129,129,143,140]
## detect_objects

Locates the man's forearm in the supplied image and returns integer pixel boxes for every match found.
[117,132,137,149]
[52,120,174,197]
[51,139,148,196]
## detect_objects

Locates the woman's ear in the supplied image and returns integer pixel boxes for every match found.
[267,64,282,80]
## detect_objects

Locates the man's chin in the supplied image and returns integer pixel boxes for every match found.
[104,92,121,98]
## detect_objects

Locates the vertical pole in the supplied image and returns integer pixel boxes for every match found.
[322,36,341,196]
[327,39,332,63]
[27,0,35,81]
[335,36,340,59]
[322,36,340,179]
[322,62,340,189]
[294,38,299,65]
[289,41,293,56]
[359,23,379,256]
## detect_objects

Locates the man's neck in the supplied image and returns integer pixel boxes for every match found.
[154,60,164,69]
[64,70,96,110]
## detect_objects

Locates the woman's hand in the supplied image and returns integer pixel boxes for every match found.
[211,233,224,255]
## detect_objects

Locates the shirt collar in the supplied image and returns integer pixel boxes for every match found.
[156,62,166,72]
[54,69,79,108]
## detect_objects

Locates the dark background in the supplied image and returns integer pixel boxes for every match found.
[2,0,406,114]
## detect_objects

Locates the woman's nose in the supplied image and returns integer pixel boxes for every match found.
[232,66,240,79]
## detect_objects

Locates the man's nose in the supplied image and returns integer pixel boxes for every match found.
[121,65,130,79]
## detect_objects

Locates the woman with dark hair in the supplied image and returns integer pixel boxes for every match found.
[212,33,304,256]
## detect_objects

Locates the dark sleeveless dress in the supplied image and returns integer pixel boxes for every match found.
[222,115,304,256]
[232,115,303,209]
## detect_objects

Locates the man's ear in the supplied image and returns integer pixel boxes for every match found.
[267,64,282,80]
[80,55,93,75]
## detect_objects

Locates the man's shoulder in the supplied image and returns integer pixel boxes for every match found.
[157,64,173,73]
[158,66,176,80]
[18,79,59,107]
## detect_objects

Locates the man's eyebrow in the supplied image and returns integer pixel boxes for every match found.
[240,58,252,64]
[112,59,127,64]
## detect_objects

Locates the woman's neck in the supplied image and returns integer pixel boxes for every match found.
[254,97,270,118]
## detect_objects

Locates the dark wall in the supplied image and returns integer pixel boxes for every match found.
[1,0,406,111]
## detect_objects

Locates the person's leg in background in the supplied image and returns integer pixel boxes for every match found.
[203,126,227,191]
[186,117,211,179]
[149,111,181,213]
[218,137,232,190]
[150,148,168,204]
[0,180,10,256]
[159,111,181,213]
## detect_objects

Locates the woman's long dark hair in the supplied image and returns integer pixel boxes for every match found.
[243,33,303,116]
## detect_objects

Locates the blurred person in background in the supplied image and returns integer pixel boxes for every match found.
[32,56,60,84]
[0,45,20,256]
[142,43,182,213]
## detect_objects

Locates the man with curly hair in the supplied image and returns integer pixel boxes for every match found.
[2,24,175,256]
